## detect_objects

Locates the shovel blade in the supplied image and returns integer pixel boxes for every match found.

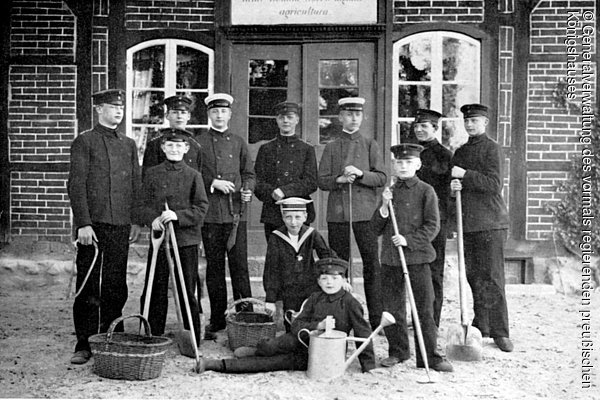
[445,323,483,362]
[176,329,197,358]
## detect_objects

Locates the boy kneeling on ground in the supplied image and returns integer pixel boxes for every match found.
[200,257,376,373]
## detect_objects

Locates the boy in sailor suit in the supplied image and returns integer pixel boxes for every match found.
[262,198,336,331]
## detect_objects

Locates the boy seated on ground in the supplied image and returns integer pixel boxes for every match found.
[199,258,377,373]
[263,197,336,331]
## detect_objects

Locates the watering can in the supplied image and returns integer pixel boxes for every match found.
[297,311,395,380]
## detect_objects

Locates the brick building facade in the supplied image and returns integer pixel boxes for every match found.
[1,0,597,261]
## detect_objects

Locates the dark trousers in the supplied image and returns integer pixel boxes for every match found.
[463,229,510,338]
[382,263,443,368]
[73,224,130,352]
[202,222,252,328]
[263,223,279,243]
[140,244,201,345]
[211,332,307,373]
[431,219,448,327]
[328,221,383,329]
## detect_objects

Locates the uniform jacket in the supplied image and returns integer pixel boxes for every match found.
[139,160,209,247]
[417,139,452,221]
[263,225,335,305]
[142,130,202,178]
[371,176,440,266]
[451,134,509,232]
[291,289,376,372]
[255,134,318,226]
[68,124,142,229]
[196,128,256,223]
[318,131,387,222]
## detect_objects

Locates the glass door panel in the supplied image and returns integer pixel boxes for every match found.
[231,45,302,240]
[304,42,376,233]
[231,43,375,250]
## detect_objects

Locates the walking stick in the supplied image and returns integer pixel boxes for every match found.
[387,196,434,384]
[348,183,354,285]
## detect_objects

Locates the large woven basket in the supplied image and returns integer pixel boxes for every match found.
[89,314,172,380]
[226,298,276,350]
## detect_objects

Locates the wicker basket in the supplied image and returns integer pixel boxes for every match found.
[226,298,276,350]
[89,314,172,380]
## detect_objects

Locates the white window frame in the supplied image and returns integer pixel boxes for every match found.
[125,39,214,138]
[392,31,481,147]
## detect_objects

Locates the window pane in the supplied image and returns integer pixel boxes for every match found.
[249,88,287,116]
[398,85,430,117]
[249,117,278,144]
[442,84,479,118]
[132,126,153,165]
[398,39,431,81]
[249,60,288,88]
[443,37,478,82]
[132,46,165,88]
[319,60,358,87]
[319,88,359,115]
[442,119,468,151]
[131,90,164,124]
[319,117,343,145]
[394,121,416,145]
[177,46,209,89]
[176,91,207,125]
[318,60,359,144]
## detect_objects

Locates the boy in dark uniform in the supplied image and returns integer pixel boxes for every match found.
[262,197,336,329]
[318,97,386,330]
[196,93,256,340]
[142,95,202,177]
[200,258,376,373]
[450,103,513,352]
[138,129,209,345]
[68,89,142,364]
[371,143,453,372]
[413,109,452,327]
[254,101,318,241]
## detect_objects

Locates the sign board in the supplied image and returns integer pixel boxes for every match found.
[231,0,377,25]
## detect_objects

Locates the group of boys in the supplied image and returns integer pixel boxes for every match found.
[68,88,513,375]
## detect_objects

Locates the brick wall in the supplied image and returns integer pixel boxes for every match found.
[8,66,76,241]
[7,1,77,242]
[393,0,484,23]
[527,63,583,163]
[10,0,76,58]
[8,65,76,164]
[527,171,569,240]
[497,26,514,148]
[531,0,596,55]
[10,171,71,242]
[526,2,597,242]
[125,0,215,31]
[92,26,109,94]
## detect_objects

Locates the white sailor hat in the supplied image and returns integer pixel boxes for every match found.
[276,197,313,212]
[204,93,234,109]
[338,97,365,111]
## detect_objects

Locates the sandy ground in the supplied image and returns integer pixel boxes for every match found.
[0,259,598,400]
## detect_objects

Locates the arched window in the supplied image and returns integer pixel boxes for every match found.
[392,32,480,150]
[126,39,214,163]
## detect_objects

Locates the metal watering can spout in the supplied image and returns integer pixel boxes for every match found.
[342,311,395,370]
[297,312,396,380]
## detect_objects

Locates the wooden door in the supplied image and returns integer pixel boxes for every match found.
[303,42,376,232]
[231,42,376,254]
[231,45,303,250]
